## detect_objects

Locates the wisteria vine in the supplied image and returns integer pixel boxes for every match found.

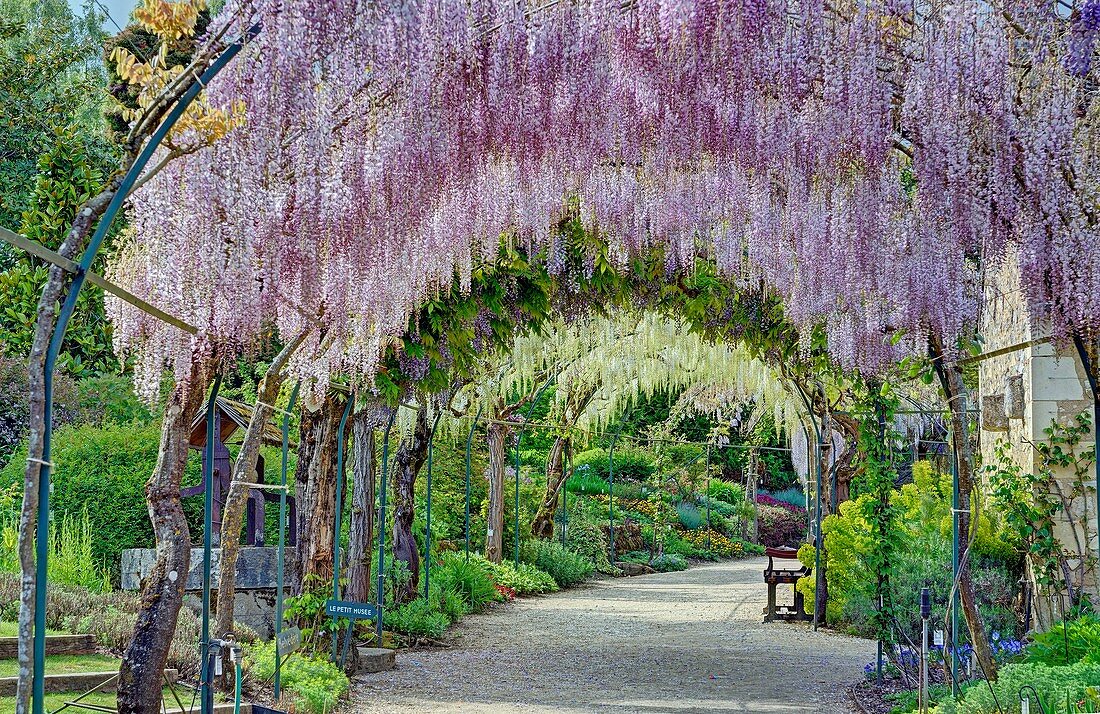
[108,0,1100,396]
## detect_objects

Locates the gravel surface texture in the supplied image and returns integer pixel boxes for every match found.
[351,557,874,713]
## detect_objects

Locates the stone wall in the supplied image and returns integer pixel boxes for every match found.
[978,260,1098,629]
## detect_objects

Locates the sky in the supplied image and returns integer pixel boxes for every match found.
[70,0,137,29]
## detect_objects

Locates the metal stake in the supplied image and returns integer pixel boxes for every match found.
[331,396,355,661]
[465,406,482,561]
[201,375,223,714]
[274,381,300,700]
[376,412,396,644]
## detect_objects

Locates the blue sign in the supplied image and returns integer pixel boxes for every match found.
[325,599,378,620]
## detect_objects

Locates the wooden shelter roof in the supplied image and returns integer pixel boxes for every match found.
[188,396,289,449]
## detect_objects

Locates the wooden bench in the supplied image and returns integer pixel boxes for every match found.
[763,546,812,623]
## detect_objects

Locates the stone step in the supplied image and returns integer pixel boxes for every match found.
[0,634,96,659]
[354,647,395,674]
[0,669,177,696]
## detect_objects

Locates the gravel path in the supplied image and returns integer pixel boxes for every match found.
[351,557,874,713]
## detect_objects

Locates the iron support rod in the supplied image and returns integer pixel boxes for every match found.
[561,445,570,548]
[200,375,223,714]
[950,416,961,695]
[331,396,355,662]
[515,375,556,565]
[465,406,482,561]
[793,382,824,631]
[424,414,442,599]
[705,443,712,553]
[29,27,260,714]
[376,412,396,644]
[274,381,300,700]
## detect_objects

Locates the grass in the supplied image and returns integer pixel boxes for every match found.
[0,689,179,714]
[0,654,120,678]
[0,621,62,637]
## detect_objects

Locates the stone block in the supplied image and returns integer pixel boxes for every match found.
[355,647,396,674]
[121,547,296,592]
[981,395,1008,431]
[1004,374,1025,419]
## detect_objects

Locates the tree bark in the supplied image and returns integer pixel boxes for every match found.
[531,436,569,539]
[117,356,216,714]
[391,406,431,603]
[347,410,378,603]
[214,330,309,641]
[485,421,510,563]
[294,394,347,595]
[931,334,998,681]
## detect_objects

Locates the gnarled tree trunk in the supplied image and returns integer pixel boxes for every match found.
[294,394,347,594]
[214,330,309,641]
[347,409,378,603]
[531,436,569,539]
[931,334,997,681]
[485,421,510,563]
[117,357,216,714]
[391,406,431,603]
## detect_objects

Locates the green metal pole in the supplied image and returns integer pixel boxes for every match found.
[561,445,570,548]
[705,444,711,554]
[274,381,300,701]
[1071,336,1099,576]
[950,414,961,694]
[515,376,556,565]
[465,406,482,561]
[200,374,223,714]
[424,414,442,599]
[376,412,396,644]
[331,396,355,662]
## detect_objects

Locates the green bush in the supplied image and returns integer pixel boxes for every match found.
[767,486,806,509]
[248,640,350,714]
[707,479,745,504]
[566,468,610,495]
[676,502,704,530]
[1023,615,1100,666]
[383,598,451,638]
[0,422,205,583]
[650,553,688,572]
[521,539,594,587]
[477,556,558,595]
[572,446,655,482]
[432,552,498,611]
[933,662,1100,714]
[563,506,615,573]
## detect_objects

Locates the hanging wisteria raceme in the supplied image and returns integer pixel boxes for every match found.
[108,0,1100,396]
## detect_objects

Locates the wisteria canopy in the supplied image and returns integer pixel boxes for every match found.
[109,0,1100,395]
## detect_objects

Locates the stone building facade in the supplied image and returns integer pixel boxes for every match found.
[978,260,1098,629]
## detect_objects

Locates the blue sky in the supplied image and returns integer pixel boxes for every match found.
[70,0,137,29]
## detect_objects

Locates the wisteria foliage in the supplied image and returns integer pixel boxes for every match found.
[109,0,1100,397]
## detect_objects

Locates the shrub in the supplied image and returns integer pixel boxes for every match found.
[0,422,202,583]
[383,598,451,638]
[767,487,806,509]
[932,662,1100,714]
[478,557,558,595]
[1023,614,1100,666]
[572,446,655,482]
[248,640,350,714]
[650,553,688,572]
[756,503,807,548]
[676,502,705,530]
[565,468,610,495]
[563,509,615,573]
[756,493,804,514]
[521,539,594,587]
[707,479,745,505]
[432,552,498,611]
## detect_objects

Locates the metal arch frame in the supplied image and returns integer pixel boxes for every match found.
[375,411,397,644]
[423,412,443,599]
[330,396,356,662]
[514,374,557,565]
[464,405,483,561]
[274,381,301,700]
[791,380,827,632]
[28,25,260,714]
